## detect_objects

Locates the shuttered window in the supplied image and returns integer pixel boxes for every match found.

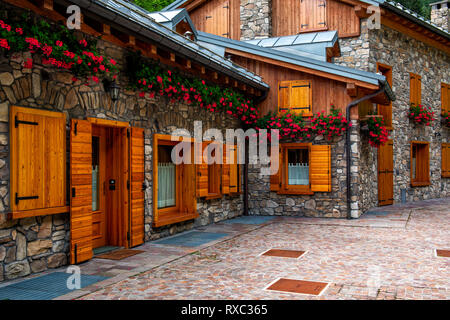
[202,0,230,38]
[377,63,393,129]
[10,106,67,219]
[300,0,328,32]
[270,143,331,194]
[410,73,422,106]
[278,80,312,116]
[442,83,450,115]
[153,134,198,227]
[410,141,430,187]
[442,143,450,178]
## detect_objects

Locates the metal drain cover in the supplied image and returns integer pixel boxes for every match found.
[262,249,306,258]
[266,278,329,296]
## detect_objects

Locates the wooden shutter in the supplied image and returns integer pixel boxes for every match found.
[196,142,209,197]
[442,83,449,114]
[204,0,230,38]
[70,119,93,264]
[270,146,282,191]
[410,73,422,106]
[310,145,331,192]
[442,144,450,178]
[278,81,290,113]
[229,145,238,193]
[300,0,327,32]
[378,140,394,206]
[129,127,145,247]
[290,80,312,115]
[10,106,66,218]
[222,144,230,194]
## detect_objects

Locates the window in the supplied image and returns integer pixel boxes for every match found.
[410,73,422,106]
[377,63,393,129]
[278,80,312,116]
[442,143,450,178]
[410,141,430,187]
[441,83,449,115]
[299,0,328,33]
[270,143,331,194]
[10,106,67,219]
[153,134,198,227]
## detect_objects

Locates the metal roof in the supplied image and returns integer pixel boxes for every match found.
[65,0,268,91]
[197,31,395,101]
[147,8,198,39]
[244,31,339,61]
[163,0,190,11]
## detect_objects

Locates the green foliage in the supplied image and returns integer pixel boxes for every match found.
[133,0,174,12]
[395,0,435,19]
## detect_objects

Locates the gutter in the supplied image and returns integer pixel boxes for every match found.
[345,85,390,219]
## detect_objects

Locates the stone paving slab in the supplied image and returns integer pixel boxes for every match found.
[75,198,450,300]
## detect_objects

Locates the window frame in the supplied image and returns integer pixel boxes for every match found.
[410,141,430,187]
[202,141,223,200]
[152,134,198,227]
[280,143,314,195]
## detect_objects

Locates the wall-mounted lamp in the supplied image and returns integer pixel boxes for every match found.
[109,80,120,102]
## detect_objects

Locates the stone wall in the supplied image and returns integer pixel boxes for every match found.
[365,24,450,206]
[0,15,244,281]
[431,1,449,32]
[248,135,349,218]
[240,0,271,40]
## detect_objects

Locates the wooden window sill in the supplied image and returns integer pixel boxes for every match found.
[411,181,431,187]
[9,206,69,220]
[205,194,222,200]
[153,211,199,228]
[277,189,314,195]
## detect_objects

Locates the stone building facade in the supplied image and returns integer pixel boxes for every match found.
[431,0,449,32]
[240,0,272,40]
[0,16,244,281]
[234,2,450,217]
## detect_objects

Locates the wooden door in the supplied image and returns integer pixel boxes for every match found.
[70,119,93,264]
[129,127,145,247]
[378,140,394,206]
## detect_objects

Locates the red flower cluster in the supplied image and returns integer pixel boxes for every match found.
[408,103,435,126]
[442,111,450,128]
[256,111,310,141]
[310,105,351,140]
[365,116,389,148]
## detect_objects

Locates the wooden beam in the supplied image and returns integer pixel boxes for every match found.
[128,35,136,46]
[43,0,53,10]
[225,76,229,84]
[354,5,370,19]
[170,53,176,62]
[151,44,157,55]
[213,72,218,80]
[186,60,192,69]
[103,24,111,35]
[347,83,357,97]
[201,66,206,74]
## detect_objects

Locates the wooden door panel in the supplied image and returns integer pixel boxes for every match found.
[378,140,394,206]
[70,119,93,264]
[129,127,145,247]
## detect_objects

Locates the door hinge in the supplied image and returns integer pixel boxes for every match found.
[319,3,326,7]
[15,116,38,128]
[318,22,327,25]
[301,24,309,28]
[15,193,39,205]
[206,15,212,19]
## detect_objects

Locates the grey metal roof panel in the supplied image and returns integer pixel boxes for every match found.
[272,47,326,61]
[67,0,268,90]
[162,0,189,11]
[198,31,388,87]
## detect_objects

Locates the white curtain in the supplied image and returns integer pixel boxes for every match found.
[288,163,309,185]
[158,163,176,208]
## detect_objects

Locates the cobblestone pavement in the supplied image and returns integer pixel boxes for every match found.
[69,198,450,300]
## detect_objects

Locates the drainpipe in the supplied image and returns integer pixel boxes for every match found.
[346,87,387,219]
[243,138,249,216]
